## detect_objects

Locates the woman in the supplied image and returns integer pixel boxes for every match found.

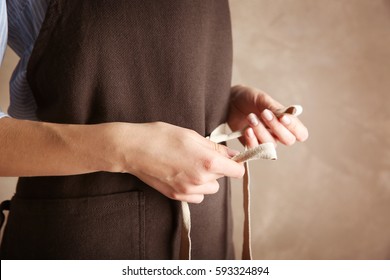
[0,0,308,259]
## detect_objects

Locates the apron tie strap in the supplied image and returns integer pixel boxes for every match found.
[179,201,192,260]
[180,105,303,260]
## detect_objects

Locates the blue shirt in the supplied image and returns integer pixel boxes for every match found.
[0,0,49,119]
[0,0,7,67]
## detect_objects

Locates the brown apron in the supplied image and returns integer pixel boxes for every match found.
[0,0,234,259]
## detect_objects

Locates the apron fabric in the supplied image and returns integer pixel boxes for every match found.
[0,0,234,259]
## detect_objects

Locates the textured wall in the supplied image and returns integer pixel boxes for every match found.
[1,0,390,259]
[229,0,390,259]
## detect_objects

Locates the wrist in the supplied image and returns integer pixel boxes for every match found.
[97,122,143,175]
[53,122,135,175]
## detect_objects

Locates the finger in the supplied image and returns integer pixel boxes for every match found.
[203,154,245,179]
[174,194,205,204]
[244,127,258,148]
[211,142,240,158]
[140,175,205,203]
[190,180,220,195]
[177,179,220,195]
[261,109,296,146]
[279,114,309,142]
[255,90,284,113]
[247,113,276,145]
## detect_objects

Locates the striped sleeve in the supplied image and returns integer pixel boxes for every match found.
[0,0,6,65]
[0,0,8,118]
[6,0,49,120]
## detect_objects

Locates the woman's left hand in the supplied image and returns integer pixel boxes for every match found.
[227,84,309,148]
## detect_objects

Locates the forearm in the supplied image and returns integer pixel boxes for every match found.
[0,118,245,203]
[0,117,125,177]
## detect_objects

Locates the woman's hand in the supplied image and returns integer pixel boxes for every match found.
[0,118,243,204]
[227,85,309,148]
[113,122,245,203]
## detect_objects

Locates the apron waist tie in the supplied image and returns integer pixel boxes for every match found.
[179,105,303,260]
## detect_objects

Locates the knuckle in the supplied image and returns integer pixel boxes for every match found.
[288,120,298,130]
[176,183,192,195]
[202,157,216,172]
[189,174,206,186]
[170,191,181,201]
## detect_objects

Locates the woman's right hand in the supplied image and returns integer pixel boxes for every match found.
[112,122,245,204]
[0,118,243,203]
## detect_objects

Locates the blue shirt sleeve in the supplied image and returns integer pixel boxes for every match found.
[0,0,6,66]
[0,0,9,118]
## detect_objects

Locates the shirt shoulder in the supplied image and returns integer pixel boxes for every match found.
[7,0,50,57]
[0,0,7,65]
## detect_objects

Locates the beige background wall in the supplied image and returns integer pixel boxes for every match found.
[1,0,389,259]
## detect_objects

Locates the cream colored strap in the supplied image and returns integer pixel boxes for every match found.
[232,143,277,162]
[179,201,192,260]
[179,105,302,260]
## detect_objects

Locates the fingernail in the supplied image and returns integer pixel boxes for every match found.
[281,115,291,125]
[247,113,259,126]
[262,109,273,121]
